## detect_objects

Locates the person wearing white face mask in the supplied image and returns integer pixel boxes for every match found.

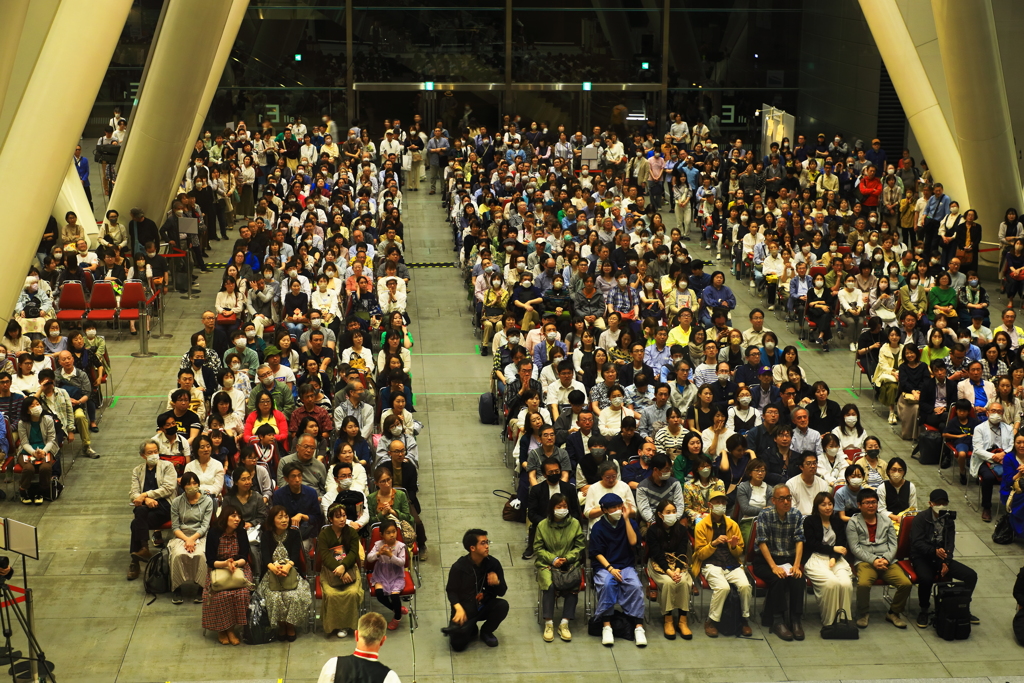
[693,489,752,637]
[590,492,647,646]
[806,274,835,351]
[645,497,693,639]
[128,439,177,580]
[876,457,917,523]
[225,331,260,379]
[533,492,585,643]
[970,401,1014,522]
[818,434,851,486]
[838,276,865,352]
[908,489,979,628]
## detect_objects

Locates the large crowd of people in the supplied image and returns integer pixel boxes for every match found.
[17,103,1024,658]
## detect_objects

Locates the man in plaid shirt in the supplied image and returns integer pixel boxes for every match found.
[753,484,805,641]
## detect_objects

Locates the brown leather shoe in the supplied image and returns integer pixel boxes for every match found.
[131,546,152,563]
[739,618,752,637]
[704,619,718,638]
[790,620,805,640]
[982,508,992,522]
[771,622,794,641]
[126,560,140,581]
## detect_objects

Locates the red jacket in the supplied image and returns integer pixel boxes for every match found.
[859,176,882,207]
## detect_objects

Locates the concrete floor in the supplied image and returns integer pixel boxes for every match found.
[16,183,1024,682]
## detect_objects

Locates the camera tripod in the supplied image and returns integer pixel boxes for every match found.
[0,582,54,683]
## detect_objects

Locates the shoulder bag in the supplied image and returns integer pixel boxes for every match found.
[211,567,251,592]
[266,562,299,591]
[549,564,582,593]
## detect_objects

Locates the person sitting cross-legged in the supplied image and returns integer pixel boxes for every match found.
[590,493,647,647]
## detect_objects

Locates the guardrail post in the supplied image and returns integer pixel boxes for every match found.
[131,303,155,358]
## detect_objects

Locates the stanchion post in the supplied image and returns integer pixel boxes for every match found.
[180,248,199,300]
[131,302,155,358]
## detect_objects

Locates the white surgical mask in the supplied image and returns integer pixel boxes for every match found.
[662,512,680,526]
[554,508,569,520]
[230,362,241,372]
[29,405,42,417]
[717,373,730,383]
[845,415,858,427]
[85,330,97,339]
[932,504,947,514]
[145,453,160,464]
[610,397,623,407]
[765,341,775,351]
[311,319,322,328]
[617,277,628,286]
[699,467,711,478]
[738,396,751,407]
[848,477,864,487]
[711,504,727,516]
[546,331,557,341]
[989,413,1003,425]
[606,510,623,521]
[338,477,353,490]
[826,446,839,457]
[246,330,256,339]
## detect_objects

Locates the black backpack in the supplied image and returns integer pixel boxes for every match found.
[478,392,497,424]
[143,546,171,605]
[716,586,743,636]
[914,429,943,466]
[934,582,972,641]
[243,590,274,644]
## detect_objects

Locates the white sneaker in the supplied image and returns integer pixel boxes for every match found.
[634,626,647,647]
[749,281,756,288]
[768,305,775,311]
[850,342,858,352]
[337,629,349,639]
[601,624,614,646]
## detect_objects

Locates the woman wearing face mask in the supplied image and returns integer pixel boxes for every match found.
[1005,239,1024,308]
[854,436,888,489]
[833,464,867,520]
[168,471,214,604]
[802,491,853,626]
[17,396,58,505]
[817,433,851,486]
[872,327,904,424]
[598,386,638,437]
[832,404,867,455]
[759,331,783,367]
[541,273,575,333]
[806,271,835,351]
[726,387,761,437]
[533,493,585,642]
[480,273,511,355]
[42,320,66,356]
[869,275,898,329]
[684,454,726,523]
[645,498,693,640]
[877,457,917,525]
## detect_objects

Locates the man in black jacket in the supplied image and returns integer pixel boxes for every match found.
[919,360,958,430]
[444,529,509,651]
[909,489,978,628]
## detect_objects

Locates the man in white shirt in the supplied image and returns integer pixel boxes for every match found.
[786,453,829,516]
[545,361,586,422]
[73,239,99,271]
[299,135,318,167]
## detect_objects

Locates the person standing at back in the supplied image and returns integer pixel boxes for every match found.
[317,611,400,683]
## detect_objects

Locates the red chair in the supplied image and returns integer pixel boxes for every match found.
[55,282,88,324]
[86,282,118,323]
[743,519,763,616]
[809,266,827,279]
[118,280,147,331]
[365,525,417,629]
[894,514,919,585]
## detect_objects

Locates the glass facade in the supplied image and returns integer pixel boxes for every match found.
[96,0,805,141]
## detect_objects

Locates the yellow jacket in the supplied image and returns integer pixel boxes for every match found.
[690,514,744,577]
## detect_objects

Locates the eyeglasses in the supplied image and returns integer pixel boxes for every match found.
[475,540,491,546]
[774,495,793,502]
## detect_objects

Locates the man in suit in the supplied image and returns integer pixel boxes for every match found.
[563,407,597,471]
[919,359,957,430]
[618,342,655,389]
[524,457,582,559]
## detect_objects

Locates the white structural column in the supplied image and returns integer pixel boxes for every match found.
[933,0,1023,245]
[109,0,238,221]
[173,0,250,198]
[0,0,133,322]
[0,0,30,123]
[858,0,969,207]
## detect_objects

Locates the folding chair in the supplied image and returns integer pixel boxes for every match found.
[55,282,88,326]
[117,280,147,341]
[85,282,118,326]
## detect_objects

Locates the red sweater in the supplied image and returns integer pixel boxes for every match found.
[859,176,882,207]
